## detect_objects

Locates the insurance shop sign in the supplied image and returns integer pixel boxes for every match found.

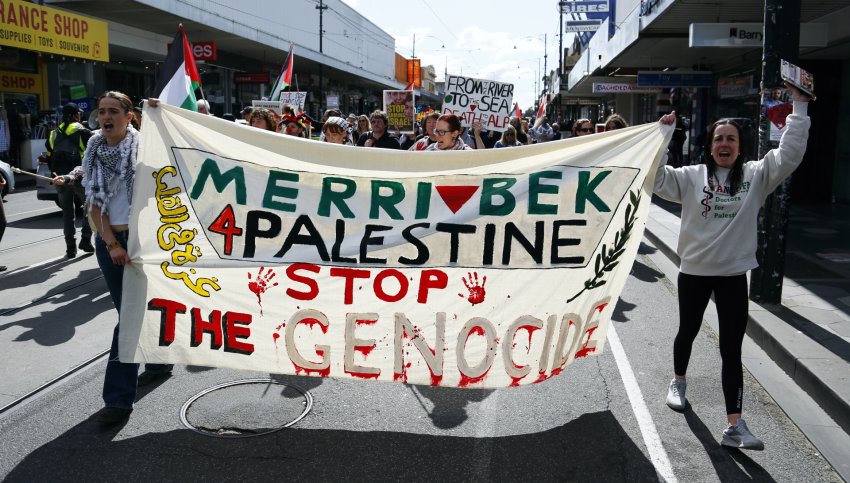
[0,1,109,61]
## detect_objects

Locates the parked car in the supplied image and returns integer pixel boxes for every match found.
[36,156,83,211]
[0,160,15,198]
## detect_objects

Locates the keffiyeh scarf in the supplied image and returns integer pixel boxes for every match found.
[82,125,138,213]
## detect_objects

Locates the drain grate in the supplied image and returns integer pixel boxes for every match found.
[180,378,313,439]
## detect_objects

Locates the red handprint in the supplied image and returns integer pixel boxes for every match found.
[248,267,278,315]
[458,271,487,305]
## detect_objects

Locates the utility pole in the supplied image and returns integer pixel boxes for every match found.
[544,33,548,91]
[316,0,328,115]
[750,0,802,303]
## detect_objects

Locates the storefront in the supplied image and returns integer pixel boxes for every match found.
[0,1,109,169]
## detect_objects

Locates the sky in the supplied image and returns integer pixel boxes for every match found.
[342,0,570,111]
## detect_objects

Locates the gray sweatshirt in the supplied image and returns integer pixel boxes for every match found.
[653,101,810,276]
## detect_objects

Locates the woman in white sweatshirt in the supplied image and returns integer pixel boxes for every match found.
[654,83,811,450]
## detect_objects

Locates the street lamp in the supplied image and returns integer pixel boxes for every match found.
[411,34,445,59]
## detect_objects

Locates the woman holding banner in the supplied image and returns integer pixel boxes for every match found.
[425,114,474,151]
[655,82,811,450]
[86,93,174,425]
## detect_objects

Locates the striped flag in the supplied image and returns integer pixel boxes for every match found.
[154,25,201,110]
[536,95,547,119]
[269,43,295,101]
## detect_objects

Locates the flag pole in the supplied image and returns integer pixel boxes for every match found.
[180,24,207,106]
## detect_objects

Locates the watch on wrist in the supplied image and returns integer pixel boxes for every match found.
[106,240,123,252]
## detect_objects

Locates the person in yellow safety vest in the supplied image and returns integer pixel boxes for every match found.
[46,102,93,258]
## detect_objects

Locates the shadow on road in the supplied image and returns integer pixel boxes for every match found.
[684,406,775,482]
[0,273,110,346]
[5,410,659,481]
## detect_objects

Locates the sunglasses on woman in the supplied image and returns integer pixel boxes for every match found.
[577,127,593,133]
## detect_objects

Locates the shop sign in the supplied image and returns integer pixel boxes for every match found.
[717,76,755,99]
[565,20,603,32]
[169,41,218,61]
[689,23,827,48]
[0,70,41,94]
[234,72,270,84]
[74,97,96,112]
[637,71,712,88]
[592,82,661,94]
[559,1,609,13]
[0,1,109,61]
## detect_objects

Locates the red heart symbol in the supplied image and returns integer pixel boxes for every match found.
[469,104,477,111]
[436,186,479,214]
[766,104,792,129]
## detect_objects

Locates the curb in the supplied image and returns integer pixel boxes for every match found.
[643,211,850,436]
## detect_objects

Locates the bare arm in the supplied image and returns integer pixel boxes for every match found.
[90,205,130,265]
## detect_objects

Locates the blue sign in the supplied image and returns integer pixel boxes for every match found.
[560,0,609,13]
[637,71,713,88]
[75,98,96,112]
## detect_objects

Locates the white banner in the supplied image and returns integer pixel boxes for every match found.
[120,105,672,388]
[442,75,513,132]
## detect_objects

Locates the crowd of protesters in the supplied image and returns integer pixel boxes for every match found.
[228,103,637,152]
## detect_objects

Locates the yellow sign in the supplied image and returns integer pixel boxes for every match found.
[0,1,109,61]
[0,70,42,94]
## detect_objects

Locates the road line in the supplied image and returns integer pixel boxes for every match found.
[607,324,677,483]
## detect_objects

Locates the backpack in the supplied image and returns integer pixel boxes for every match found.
[49,125,84,175]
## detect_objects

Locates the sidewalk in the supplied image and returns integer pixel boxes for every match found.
[644,197,850,449]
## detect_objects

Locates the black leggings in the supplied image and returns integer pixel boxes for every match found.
[675,272,749,414]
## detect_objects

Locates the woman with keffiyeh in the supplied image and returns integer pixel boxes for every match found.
[84,91,173,425]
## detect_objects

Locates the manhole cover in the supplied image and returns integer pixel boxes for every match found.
[180,378,312,438]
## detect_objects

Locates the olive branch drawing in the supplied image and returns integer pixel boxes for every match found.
[567,190,641,303]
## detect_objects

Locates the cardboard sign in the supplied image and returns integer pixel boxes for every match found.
[122,104,673,388]
[279,92,308,111]
[383,90,415,133]
[251,100,284,115]
[442,75,514,132]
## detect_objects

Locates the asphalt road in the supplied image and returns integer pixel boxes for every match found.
[0,188,842,482]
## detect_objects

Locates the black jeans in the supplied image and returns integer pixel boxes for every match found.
[674,272,749,415]
[56,183,91,244]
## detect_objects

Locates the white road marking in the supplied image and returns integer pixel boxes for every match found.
[607,324,677,483]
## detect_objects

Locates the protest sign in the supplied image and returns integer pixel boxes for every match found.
[121,104,672,388]
[279,92,308,111]
[442,75,513,132]
[251,100,284,115]
[383,90,415,133]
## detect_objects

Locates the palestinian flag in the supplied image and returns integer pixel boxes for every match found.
[269,43,295,101]
[155,25,201,110]
[514,102,521,118]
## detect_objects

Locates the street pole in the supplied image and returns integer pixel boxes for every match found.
[749,0,802,303]
[316,0,328,116]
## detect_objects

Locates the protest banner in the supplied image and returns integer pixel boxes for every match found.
[279,92,308,111]
[442,75,514,132]
[121,104,672,389]
[383,90,415,133]
[251,100,284,115]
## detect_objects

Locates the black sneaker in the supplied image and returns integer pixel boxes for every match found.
[66,248,77,258]
[95,407,132,425]
[79,238,95,253]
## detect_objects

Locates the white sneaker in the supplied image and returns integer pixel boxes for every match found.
[666,378,687,410]
[721,419,765,450]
